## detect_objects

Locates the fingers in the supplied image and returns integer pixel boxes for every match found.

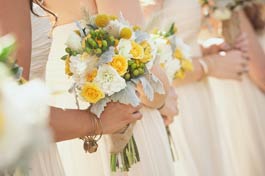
[131,111,142,120]
[235,33,248,53]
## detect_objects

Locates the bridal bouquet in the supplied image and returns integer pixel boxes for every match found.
[151,24,192,82]
[61,14,164,172]
[0,35,51,175]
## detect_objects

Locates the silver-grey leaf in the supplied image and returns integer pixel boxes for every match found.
[139,76,154,101]
[150,74,165,94]
[110,82,140,107]
[91,98,111,117]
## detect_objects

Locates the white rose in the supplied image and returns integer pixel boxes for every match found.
[65,32,82,51]
[93,65,126,96]
[104,20,122,38]
[117,39,133,59]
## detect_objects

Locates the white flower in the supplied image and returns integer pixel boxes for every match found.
[171,37,192,60]
[153,37,173,64]
[93,65,126,96]
[213,8,232,21]
[65,31,82,51]
[70,54,97,83]
[165,59,181,83]
[104,20,123,38]
[117,39,133,59]
[0,79,51,169]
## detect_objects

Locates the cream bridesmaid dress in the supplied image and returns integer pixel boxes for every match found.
[144,0,225,176]
[29,4,65,176]
[46,1,175,175]
[207,19,265,176]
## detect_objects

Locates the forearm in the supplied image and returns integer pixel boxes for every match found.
[49,107,96,142]
[87,0,98,16]
[239,10,265,91]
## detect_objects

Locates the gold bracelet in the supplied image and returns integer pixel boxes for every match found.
[81,116,102,153]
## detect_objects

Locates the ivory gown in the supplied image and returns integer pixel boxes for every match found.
[29,4,65,176]
[153,1,265,176]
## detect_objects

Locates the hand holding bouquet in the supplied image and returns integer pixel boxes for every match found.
[61,13,165,172]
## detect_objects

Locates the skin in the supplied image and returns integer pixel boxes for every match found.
[1,0,143,142]
[237,10,265,92]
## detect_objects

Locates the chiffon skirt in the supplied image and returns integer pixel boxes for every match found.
[170,81,224,176]
[209,76,265,176]
[29,144,65,176]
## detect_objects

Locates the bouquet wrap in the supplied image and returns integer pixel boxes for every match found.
[222,11,241,46]
[106,123,135,154]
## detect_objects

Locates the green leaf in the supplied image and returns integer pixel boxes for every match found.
[60,55,68,61]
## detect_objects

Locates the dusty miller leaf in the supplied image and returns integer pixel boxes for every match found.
[110,82,140,107]
[149,74,165,94]
[91,98,111,117]
[98,47,115,66]
[139,76,154,101]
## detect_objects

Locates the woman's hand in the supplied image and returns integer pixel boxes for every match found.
[159,87,178,126]
[234,33,249,57]
[205,50,249,81]
[100,102,143,134]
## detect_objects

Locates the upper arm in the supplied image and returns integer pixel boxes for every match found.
[87,0,98,16]
[239,10,265,91]
[0,0,32,79]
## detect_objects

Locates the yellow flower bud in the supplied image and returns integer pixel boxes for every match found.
[95,14,110,28]
[120,27,133,39]
[130,41,144,60]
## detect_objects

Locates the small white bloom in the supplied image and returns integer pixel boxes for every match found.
[171,37,192,60]
[104,20,122,38]
[65,31,82,51]
[93,65,126,96]
[165,59,181,83]
[153,37,173,64]
[213,8,232,21]
[117,39,133,59]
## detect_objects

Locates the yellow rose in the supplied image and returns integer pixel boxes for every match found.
[175,70,185,79]
[65,56,73,76]
[95,14,110,28]
[181,59,193,71]
[81,83,105,103]
[130,41,144,60]
[109,55,128,76]
[87,69,98,82]
[140,41,153,63]
[174,48,184,60]
[120,27,133,39]
[0,110,5,137]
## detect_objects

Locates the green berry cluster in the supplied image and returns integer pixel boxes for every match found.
[124,60,146,81]
[83,29,115,56]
